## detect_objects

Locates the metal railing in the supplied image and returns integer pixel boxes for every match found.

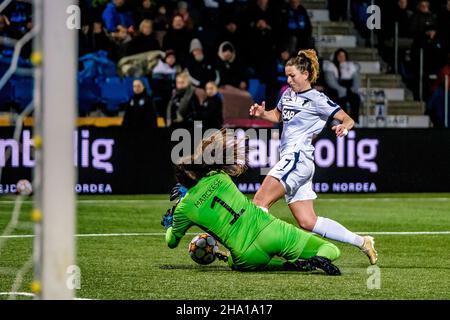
[446,75,449,128]
[394,22,399,74]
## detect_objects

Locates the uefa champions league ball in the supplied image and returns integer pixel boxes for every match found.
[16,179,32,196]
[188,233,219,265]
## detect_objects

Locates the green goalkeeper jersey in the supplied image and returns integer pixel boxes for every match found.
[166,172,275,256]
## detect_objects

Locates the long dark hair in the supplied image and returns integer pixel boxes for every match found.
[332,48,349,78]
[174,129,248,188]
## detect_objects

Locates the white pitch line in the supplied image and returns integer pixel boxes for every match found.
[319,198,450,202]
[0,200,169,204]
[0,232,198,239]
[0,292,92,300]
[0,198,449,205]
[0,292,35,297]
[358,231,450,235]
[1,231,450,239]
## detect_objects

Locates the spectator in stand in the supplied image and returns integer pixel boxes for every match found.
[174,1,196,31]
[432,52,450,93]
[217,17,246,60]
[2,0,32,37]
[122,79,157,129]
[411,23,446,100]
[201,0,221,30]
[84,0,110,23]
[92,20,115,53]
[166,71,201,128]
[381,0,413,40]
[79,22,92,57]
[162,15,193,68]
[247,18,279,107]
[313,57,328,94]
[200,81,224,130]
[427,53,450,127]
[102,0,135,33]
[153,3,170,33]
[120,78,157,194]
[328,0,348,21]
[134,0,157,25]
[153,50,181,82]
[186,38,219,88]
[275,48,291,91]
[280,0,313,53]
[395,0,414,37]
[152,50,182,116]
[245,0,280,33]
[410,0,437,43]
[204,0,247,27]
[126,19,160,56]
[437,0,450,53]
[216,41,247,90]
[377,0,413,73]
[0,15,10,56]
[108,24,132,61]
[2,0,32,58]
[79,20,114,57]
[323,48,361,122]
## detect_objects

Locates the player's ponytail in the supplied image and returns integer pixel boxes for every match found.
[285,49,320,84]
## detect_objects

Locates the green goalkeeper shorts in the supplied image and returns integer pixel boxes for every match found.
[229,218,340,271]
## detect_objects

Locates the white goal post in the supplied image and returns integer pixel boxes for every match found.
[33,0,77,300]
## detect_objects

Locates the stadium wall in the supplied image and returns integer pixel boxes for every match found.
[0,127,449,194]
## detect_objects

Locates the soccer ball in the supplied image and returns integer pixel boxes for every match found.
[16,179,32,196]
[188,233,219,265]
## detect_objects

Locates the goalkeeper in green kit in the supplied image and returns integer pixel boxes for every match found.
[162,130,341,275]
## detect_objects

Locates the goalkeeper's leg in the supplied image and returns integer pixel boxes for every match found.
[253,219,342,275]
[283,234,341,275]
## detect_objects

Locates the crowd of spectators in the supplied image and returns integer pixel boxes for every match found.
[1,0,449,128]
[75,0,318,129]
[374,0,450,126]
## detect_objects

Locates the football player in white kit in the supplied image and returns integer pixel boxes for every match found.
[249,49,378,265]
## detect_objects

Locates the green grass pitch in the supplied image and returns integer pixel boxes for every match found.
[1,193,450,300]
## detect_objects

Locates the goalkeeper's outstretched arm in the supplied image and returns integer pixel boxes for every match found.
[165,203,193,248]
[165,227,181,249]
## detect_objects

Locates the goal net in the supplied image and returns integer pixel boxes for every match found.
[0,0,77,300]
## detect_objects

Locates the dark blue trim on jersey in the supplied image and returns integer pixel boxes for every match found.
[281,151,301,182]
[326,107,342,127]
[297,88,313,94]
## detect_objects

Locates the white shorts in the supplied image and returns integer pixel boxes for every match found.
[267,151,317,204]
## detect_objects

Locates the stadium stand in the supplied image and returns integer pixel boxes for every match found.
[1,0,449,128]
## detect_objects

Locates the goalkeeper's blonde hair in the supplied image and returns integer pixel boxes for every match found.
[174,129,248,188]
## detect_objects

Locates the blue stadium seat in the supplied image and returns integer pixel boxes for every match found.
[0,81,13,111]
[100,77,129,113]
[78,79,100,115]
[12,77,33,111]
[247,78,266,103]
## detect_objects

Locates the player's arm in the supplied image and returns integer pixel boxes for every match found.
[165,203,193,249]
[249,101,282,123]
[332,109,355,137]
[316,94,355,138]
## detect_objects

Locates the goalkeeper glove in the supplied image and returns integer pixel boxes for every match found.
[161,207,174,229]
[170,183,188,202]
